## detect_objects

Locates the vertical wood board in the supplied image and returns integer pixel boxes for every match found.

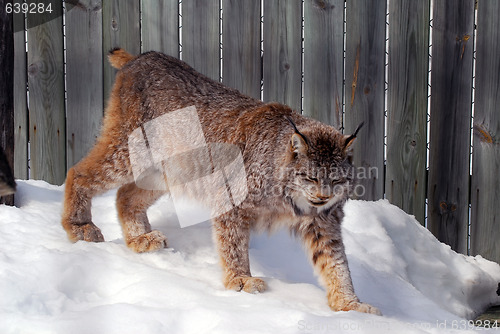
[263,0,302,112]
[470,0,500,263]
[303,0,344,127]
[103,0,140,106]
[344,0,386,201]
[182,0,219,81]
[428,0,474,254]
[13,12,28,180]
[65,0,104,168]
[386,0,430,225]
[222,0,261,99]
[141,0,179,56]
[27,0,66,185]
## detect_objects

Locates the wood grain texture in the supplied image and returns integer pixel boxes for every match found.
[344,0,386,201]
[303,0,344,127]
[182,0,219,81]
[470,0,500,263]
[222,0,261,99]
[13,11,28,180]
[263,0,301,113]
[0,0,14,205]
[428,0,474,254]
[141,0,179,56]
[386,0,429,225]
[182,0,220,81]
[27,1,66,185]
[65,0,104,169]
[103,0,140,105]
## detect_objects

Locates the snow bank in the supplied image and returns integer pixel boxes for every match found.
[0,180,499,334]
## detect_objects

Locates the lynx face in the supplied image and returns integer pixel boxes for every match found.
[290,163,354,214]
[282,124,357,216]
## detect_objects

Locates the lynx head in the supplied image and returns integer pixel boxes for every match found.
[282,116,363,215]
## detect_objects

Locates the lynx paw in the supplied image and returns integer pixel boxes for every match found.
[69,222,105,243]
[226,276,267,294]
[342,302,382,316]
[127,230,167,253]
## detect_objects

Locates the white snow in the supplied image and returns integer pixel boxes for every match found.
[1,179,499,334]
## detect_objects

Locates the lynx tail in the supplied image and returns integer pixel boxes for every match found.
[108,48,135,69]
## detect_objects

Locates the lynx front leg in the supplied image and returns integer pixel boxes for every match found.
[116,182,167,253]
[301,217,381,315]
[213,212,266,293]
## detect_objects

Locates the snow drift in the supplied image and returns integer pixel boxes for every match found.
[0,180,499,334]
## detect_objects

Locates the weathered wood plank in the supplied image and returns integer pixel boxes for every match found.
[141,0,179,56]
[386,0,430,225]
[103,0,140,105]
[13,10,28,180]
[65,0,103,168]
[428,0,474,254]
[27,1,66,185]
[344,0,386,201]
[182,0,219,81]
[263,0,301,112]
[0,1,15,205]
[222,0,261,99]
[303,0,344,127]
[470,0,500,263]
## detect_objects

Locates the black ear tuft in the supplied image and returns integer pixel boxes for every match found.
[343,121,364,150]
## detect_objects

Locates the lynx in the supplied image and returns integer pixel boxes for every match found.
[0,146,16,197]
[61,48,381,315]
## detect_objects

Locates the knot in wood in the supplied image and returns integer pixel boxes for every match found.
[314,0,334,10]
[473,124,493,144]
[111,18,119,31]
[27,63,39,77]
[439,201,457,214]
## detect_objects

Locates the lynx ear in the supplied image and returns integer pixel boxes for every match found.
[285,115,309,155]
[291,132,308,154]
[343,121,364,150]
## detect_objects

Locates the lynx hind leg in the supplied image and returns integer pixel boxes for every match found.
[62,138,132,243]
[213,212,266,294]
[62,71,135,243]
[62,167,104,243]
[116,182,167,253]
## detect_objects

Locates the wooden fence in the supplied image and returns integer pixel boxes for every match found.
[2,0,499,264]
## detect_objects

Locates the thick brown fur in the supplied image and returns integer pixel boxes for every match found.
[61,49,381,315]
[108,48,136,69]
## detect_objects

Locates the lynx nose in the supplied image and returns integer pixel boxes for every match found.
[316,194,330,201]
[316,185,332,200]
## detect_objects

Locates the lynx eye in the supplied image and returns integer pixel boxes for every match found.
[331,178,343,185]
[305,176,318,183]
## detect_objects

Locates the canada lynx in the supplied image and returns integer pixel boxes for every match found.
[0,146,16,197]
[61,48,381,315]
